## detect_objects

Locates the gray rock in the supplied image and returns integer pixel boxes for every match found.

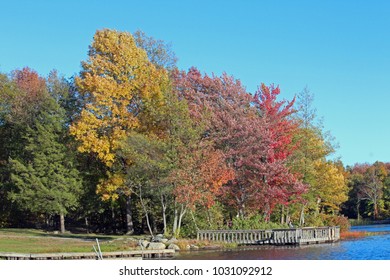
[167,244,180,251]
[147,242,166,250]
[190,244,199,250]
[161,238,169,243]
[153,234,164,242]
[167,237,178,244]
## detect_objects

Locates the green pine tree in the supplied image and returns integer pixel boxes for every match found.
[9,98,82,233]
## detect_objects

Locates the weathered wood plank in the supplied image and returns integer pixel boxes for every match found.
[0,249,175,260]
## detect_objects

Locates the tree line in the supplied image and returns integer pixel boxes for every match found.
[0,29,389,236]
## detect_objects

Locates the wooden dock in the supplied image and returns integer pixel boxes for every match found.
[0,249,175,260]
[197,226,340,245]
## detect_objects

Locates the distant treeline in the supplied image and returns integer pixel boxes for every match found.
[0,29,389,236]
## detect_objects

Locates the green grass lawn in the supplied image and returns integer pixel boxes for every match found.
[0,228,143,254]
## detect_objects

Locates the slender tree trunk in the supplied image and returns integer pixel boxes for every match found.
[356,199,361,221]
[144,212,154,238]
[126,195,134,235]
[172,201,187,238]
[138,186,154,238]
[176,204,186,237]
[161,194,167,236]
[85,217,90,234]
[190,210,199,232]
[60,213,65,234]
[263,204,271,222]
[299,205,305,226]
[152,215,157,234]
[45,214,50,231]
[280,205,285,224]
[173,202,178,235]
[111,203,117,234]
[206,208,212,227]
[286,207,290,225]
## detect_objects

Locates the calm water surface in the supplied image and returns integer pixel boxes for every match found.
[174,224,390,260]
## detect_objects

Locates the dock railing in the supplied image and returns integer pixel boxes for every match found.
[197,226,340,245]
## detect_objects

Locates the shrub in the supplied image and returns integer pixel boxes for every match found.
[322,214,350,232]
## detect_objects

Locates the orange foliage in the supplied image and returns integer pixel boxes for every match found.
[172,145,234,209]
[340,231,367,240]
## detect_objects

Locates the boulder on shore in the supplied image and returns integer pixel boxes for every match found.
[147,242,166,250]
[167,237,178,244]
[167,243,180,251]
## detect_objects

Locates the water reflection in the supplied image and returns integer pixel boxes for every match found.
[175,224,390,260]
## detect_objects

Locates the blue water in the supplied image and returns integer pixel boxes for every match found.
[175,224,390,260]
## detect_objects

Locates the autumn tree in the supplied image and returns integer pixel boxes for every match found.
[311,160,348,215]
[170,141,234,236]
[10,68,47,126]
[289,88,346,226]
[361,165,384,219]
[173,68,304,222]
[133,30,178,70]
[253,84,298,162]
[346,162,389,220]
[70,29,170,234]
[250,83,305,220]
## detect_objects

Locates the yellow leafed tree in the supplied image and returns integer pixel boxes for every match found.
[71,29,169,167]
[70,29,169,233]
[312,160,348,214]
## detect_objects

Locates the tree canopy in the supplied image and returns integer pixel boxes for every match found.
[0,28,379,236]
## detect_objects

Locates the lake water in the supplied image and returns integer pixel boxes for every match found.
[174,224,390,260]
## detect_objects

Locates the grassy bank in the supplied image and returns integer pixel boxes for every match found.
[0,228,235,254]
[0,228,144,254]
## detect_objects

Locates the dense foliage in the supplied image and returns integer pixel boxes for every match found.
[0,29,384,236]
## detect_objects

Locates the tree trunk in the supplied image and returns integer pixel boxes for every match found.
[138,187,154,238]
[299,205,305,226]
[126,195,134,235]
[356,199,361,221]
[85,217,90,234]
[373,201,378,220]
[280,205,285,224]
[60,213,65,233]
[285,207,290,225]
[190,210,199,232]
[161,194,167,236]
[144,212,154,238]
[173,202,178,236]
[176,204,186,237]
[152,215,157,234]
[111,203,117,234]
[206,208,212,227]
[172,201,187,238]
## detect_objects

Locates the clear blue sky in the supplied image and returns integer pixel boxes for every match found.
[1,0,390,166]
